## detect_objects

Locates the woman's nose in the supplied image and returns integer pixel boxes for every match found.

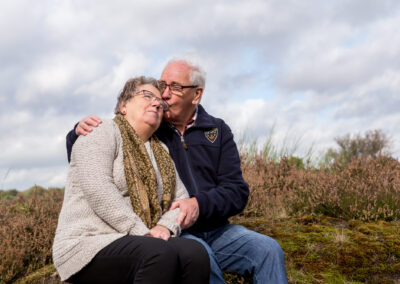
[151,97,161,107]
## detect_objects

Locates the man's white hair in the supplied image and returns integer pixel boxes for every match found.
[165,55,206,88]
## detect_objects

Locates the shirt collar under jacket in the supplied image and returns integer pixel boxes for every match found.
[169,106,198,136]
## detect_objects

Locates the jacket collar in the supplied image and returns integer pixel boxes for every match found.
[192,104,216,129]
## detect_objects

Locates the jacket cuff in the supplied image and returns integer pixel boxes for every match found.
[69,123,79,141]
[193,192,207,219]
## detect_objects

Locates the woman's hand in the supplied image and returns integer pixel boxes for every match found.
[148,224,171,241]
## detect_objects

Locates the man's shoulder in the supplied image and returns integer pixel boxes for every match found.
[197,104,227,128]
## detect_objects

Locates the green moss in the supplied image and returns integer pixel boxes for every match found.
[224,272,252,284]
[322,268,364,284]
[234,215,400,283]
[14,264,57,284]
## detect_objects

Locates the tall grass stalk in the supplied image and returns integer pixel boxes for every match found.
[0,168,11,190]
[238,126,315,166]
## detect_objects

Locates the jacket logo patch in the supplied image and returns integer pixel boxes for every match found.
[204,128,218,143]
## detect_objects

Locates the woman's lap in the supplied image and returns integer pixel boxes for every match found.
[68,235,209,284]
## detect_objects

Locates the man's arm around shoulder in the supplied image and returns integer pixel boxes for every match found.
[66,115,102,162]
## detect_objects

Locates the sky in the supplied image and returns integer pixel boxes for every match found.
[1,0,400,190]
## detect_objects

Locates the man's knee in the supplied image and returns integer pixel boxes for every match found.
[224,225,285,262]
[245,231,283,256]
[262,236,285,259]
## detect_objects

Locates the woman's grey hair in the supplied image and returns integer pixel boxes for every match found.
[166,57,206,88]
[114,76,160,114]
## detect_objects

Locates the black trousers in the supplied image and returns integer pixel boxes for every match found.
[67,235,210,284]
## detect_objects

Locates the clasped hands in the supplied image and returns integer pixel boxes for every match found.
[147,197,199,241]
[147,225,171,241]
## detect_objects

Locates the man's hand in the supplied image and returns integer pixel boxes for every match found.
[75,115,102,136]
[148,224,171,241]
[170,197,199,230]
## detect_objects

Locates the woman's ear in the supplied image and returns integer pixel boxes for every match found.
[120,103,127,115]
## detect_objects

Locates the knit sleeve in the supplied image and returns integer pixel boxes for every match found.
[71,120,150,236]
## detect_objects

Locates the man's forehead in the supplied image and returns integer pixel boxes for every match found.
[161,62,190,79]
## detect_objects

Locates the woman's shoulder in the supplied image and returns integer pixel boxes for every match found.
[89,118,118,135]
[76,118,119,146]
[70,118,121,164]
[98,118,118,130]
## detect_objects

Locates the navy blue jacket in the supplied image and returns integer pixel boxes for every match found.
[66,104,249,232]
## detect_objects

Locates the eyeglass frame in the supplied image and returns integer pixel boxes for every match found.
[133,90,169,111]
[158,80,198,94]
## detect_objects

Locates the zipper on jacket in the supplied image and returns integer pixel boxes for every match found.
[180,135,188,150]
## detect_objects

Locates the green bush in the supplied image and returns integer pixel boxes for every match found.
[0,189,18,201]
[323,129,391,167]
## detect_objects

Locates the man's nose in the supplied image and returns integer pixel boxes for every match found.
[161,87,171,100]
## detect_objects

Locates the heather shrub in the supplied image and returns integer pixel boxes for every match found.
[240,154,400,222]
[0,187,63,283]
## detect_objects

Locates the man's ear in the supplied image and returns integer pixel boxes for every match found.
[192,87,203,105]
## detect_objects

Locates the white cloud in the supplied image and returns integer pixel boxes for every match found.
[0,110,73,168]
[1,0,400,190]
[0,166,68,191]
[278,6,400,94]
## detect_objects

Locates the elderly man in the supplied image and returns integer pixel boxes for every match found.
[66,59,288,283]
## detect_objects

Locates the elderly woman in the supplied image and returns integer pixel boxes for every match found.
[53,76,210,284]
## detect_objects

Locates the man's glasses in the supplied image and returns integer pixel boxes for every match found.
[134,90,169,111]
[159,81,198,94]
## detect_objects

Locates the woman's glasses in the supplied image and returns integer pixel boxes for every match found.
[134,90,169,111]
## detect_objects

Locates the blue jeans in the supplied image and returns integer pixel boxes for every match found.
[182,224,287,284]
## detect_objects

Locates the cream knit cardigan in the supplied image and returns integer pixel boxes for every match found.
[53,119,189,281]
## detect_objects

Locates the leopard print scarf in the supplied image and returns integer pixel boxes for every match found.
[114,114,176,228]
